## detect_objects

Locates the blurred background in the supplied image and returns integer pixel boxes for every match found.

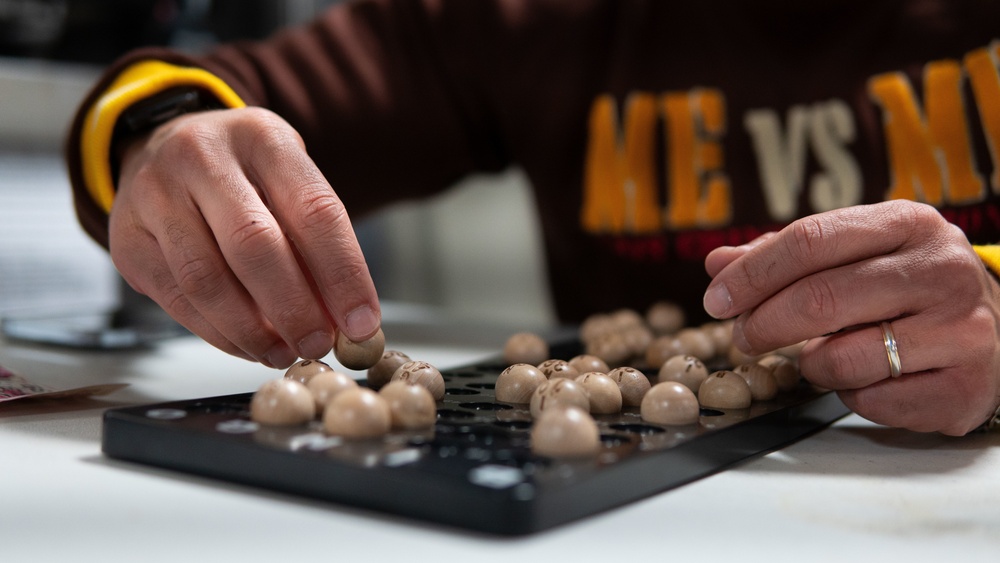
[0,0,555,345]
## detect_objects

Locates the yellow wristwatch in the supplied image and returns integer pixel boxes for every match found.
[80,60,246,214]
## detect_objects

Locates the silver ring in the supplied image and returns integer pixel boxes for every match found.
[880,321,902,378]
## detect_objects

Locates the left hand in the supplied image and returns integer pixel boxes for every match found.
[703,200,1000,435]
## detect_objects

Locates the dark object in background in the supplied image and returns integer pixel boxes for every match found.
[1,282,188,349]
[0,0,69,57]
[209,0,294,42]
[0,0,179,63]
[207,0,341,41]
[0,0,342,64]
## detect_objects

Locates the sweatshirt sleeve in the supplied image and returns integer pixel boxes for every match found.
[66,0,518,248]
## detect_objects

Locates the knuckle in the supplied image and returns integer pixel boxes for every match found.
[836,340,869,383]
[270,300,321,332]
[174,253,225,301]
[956,307,999,361]
[122,163,161,197]
[797,275,839,323]
[939,245,983,279]
[160,219,228,304]
[238,106,287,130]
[944,221,969,244]
[802,336,865,386]
[143,264,182,302]
[895,199,937,224]
[238,109,304,156]
[904,245,981,301]
[234,324,277,356]
[889,200,947,242]
[788,215,834,259]
[161,286,198,321]
[966,305,997,333]
[225,212,284,264]
[738,309,792,356]
[157,119,225,171]
[298,190,350,235]
[735,255,772,294]
[326,259,369,291]
[162,215,196,249]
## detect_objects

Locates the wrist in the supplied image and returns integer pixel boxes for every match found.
[79,60,246,214]
[111,87,222,181]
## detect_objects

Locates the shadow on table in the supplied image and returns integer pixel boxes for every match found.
[0,395,127,416]
[743,421,1000,477]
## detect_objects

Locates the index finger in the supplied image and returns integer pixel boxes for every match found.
[241,124,381,342]
[702,202,916,320]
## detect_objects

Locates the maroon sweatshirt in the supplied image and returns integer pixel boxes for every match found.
[66,0,1000,324]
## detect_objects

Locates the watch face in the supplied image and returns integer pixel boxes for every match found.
[119,88,212,135]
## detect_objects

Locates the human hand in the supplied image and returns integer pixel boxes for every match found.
[703,200,1000,435]
[111,107,380,369]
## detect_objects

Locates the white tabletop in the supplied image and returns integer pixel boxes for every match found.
[2,321,999,563]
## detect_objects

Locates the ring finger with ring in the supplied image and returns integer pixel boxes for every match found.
[796,317,942,391]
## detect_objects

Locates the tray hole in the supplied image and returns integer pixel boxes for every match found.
[699,408,725,417]
[459,402,512,411]
[599,434,632,446]
[608,423,665,435]
[493,420,532,431]
[406,435,432,446]
[445,388,479,395]
[466,382,496,390]
[448,369,487,378]
[437,409,475,420]
[190,401,247,415]
[432,427,510,448]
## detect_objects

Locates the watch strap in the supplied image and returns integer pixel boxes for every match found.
[114,86,222,137]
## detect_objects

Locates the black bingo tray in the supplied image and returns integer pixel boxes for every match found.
[102,341,850,535]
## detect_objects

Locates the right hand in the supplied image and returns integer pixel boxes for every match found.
[703,202,1000,435]
[111,107,381,369]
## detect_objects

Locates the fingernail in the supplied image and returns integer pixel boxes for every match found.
[298,330,332,360]
[703,284,732,319]
[732,320,752,354]
[263,343,298,369]
[343,305,380,341]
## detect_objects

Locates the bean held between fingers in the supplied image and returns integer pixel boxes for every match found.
[334,327,385,370]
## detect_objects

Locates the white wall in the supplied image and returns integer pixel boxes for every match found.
[0,58,118,316]
[358,168,556,328]
[0,57,98,151]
